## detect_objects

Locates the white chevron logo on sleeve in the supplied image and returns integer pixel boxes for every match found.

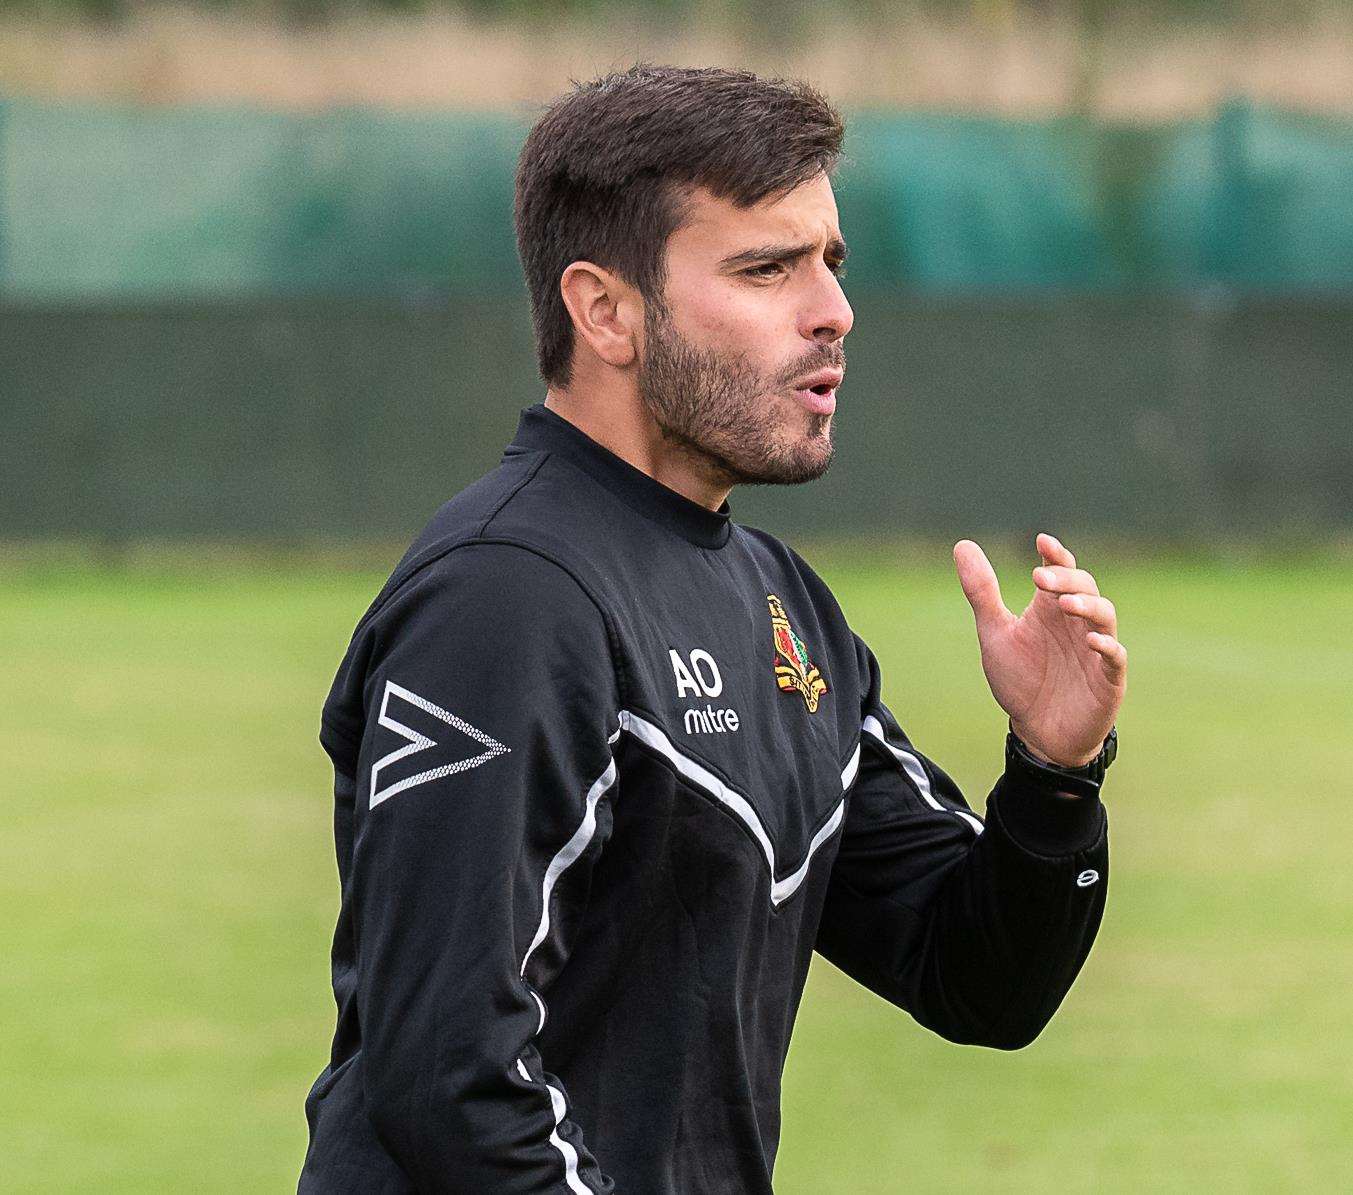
[369,680,511,809]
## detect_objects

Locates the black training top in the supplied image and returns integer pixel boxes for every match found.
[298,402,1109,1194]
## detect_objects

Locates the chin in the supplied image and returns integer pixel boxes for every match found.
[753,438,835,486]
[796,448,835,483]
[799,417,833,456]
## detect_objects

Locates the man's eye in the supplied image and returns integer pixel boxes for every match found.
[745,260,847,279]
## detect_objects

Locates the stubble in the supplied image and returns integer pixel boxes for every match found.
[636,294,840,488]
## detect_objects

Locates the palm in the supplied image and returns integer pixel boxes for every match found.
[954,534,1126,767]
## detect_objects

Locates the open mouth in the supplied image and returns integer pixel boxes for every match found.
[792,382,838,415]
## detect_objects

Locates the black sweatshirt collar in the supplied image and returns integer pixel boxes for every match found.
[507,402,733,550]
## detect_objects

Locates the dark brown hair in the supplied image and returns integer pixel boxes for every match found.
[513,63,846,388]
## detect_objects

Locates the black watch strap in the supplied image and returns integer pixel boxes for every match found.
[1005,725,1117,799]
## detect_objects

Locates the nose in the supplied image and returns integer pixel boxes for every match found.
[798,265,853,345]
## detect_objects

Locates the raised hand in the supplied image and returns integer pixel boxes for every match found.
[952,533,1126,767]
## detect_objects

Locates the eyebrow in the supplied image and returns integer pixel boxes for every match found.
[718,237,850,270]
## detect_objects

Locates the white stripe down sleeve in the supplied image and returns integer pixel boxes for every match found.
[344,543,619,1192]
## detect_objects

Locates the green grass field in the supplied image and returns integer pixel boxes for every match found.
[3,547,1350,1191]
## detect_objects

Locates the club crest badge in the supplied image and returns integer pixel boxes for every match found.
[767,593,828,713]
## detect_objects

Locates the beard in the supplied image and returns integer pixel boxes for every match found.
[636,293,842,488]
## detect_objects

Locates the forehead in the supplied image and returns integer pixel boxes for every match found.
[669,172,842,258]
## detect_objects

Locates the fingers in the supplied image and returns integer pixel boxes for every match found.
[1036,532,1075,569]
[1086,631,1128,685]
[1034,532,1128,691]
[1057,592,1117,636]
[1033,564,1100,597]
[952,539,1011,629]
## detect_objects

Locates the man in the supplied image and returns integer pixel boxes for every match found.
[299,64,1125,1193]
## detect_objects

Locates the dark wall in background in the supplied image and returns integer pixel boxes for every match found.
[5,294,1349,544]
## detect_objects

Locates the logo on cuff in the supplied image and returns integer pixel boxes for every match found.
[369,680,511,809]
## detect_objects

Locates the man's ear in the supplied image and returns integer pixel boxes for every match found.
[559,261,641,369]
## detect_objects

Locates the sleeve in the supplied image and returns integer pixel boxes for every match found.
[344,542,620,1191]
[816,632,1109,1050]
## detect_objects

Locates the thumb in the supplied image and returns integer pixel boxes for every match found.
[952,539,1009,631]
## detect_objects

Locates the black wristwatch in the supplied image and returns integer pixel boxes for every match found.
[1005,724,1117,799]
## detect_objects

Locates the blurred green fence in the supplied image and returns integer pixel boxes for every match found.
[2,98,1352,296]
[2,98,1351,541]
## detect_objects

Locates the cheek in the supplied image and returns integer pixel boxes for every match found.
[687,291,786,375]
[684,288,754,337]
[669,271,760,334]
[665,266,802,385]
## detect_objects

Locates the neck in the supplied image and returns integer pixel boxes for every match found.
[543,386,732,513]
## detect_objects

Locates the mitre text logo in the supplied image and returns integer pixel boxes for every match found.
[669,648,741,735]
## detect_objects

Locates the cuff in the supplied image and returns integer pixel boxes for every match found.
[990,768,1106,856]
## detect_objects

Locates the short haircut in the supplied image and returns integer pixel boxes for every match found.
[514,63,846,388]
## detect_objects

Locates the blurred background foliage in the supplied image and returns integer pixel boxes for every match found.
[8,0,1353,26]
[6,0,1353,116]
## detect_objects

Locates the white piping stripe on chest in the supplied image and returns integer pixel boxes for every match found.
[509,713,865,1184]
[861,714,984,836]
[518,719,855,1043]
[619,709,861,906]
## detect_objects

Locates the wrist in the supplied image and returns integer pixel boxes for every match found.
[1007,721,1099,768]
[1005,723,1117,800]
